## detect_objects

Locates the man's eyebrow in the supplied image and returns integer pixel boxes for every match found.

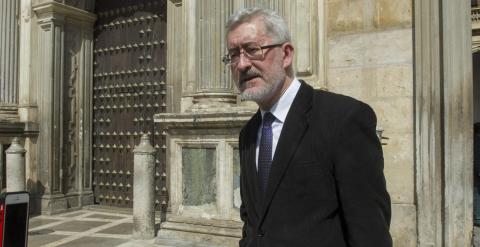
[228,41,260,49]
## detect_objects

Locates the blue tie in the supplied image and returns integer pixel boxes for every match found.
[258,112,275,194]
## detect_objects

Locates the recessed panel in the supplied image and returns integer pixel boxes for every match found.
[182,147,216,206]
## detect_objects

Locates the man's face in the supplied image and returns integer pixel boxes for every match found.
[227,19,286,104]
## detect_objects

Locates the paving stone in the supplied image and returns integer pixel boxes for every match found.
[56,236,128,247]
[98,222,133,235]
[60,211,88,218]
[85,213,127,220]
[28,233,68,247]
[51,220,109,232]
[29,218,60,229]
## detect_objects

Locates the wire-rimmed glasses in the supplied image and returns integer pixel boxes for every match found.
[222,42,284,65]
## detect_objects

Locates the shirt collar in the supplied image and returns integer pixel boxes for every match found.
[260,78,301,123]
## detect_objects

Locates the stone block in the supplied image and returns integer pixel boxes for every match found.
[363,29,413,65]
[373,65,413,98]
[384,163,414,204]
[327,64,413,102]
[157,219,242,247]
[327,0,365,33]
[328,29,413,68]
[373,0,413,29]
[390,203,417,247]
[328,34,366,67]
[369,97,413,133]
[327,67,377,101]
[382,132,414,170]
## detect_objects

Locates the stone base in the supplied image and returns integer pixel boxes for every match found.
[156,217,242,247]
[0,105,19,123]
[32,191,94,215]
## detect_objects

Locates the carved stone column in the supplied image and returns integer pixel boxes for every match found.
[32,1,96,214]
[18,0,37,123]
[0,0,20,105]
[191,0,236,109]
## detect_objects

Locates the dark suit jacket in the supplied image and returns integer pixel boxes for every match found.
[238,81,392,247]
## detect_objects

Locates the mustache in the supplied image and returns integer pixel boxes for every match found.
[239,69,261,83]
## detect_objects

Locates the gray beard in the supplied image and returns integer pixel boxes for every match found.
[239,77,283,104]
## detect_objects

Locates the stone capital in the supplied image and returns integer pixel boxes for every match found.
[133,135,157,154]
[33,1,96,27]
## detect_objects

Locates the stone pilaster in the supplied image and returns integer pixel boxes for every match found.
[0,0,20,105]
[415,0,474,246]
[414,0,443,245]
[35,4,66,208]
[442,0,473,245]
[32,1,96,214]
[167,0,186,113]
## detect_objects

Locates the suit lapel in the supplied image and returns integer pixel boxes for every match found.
[244,111,263,215]
[259,81,314,225]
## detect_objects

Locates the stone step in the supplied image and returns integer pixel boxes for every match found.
[156,220,241,247]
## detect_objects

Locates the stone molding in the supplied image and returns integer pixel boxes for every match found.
[155,112,254,131]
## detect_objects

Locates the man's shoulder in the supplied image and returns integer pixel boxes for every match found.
[311,89,368,114]
[240,111,260,136]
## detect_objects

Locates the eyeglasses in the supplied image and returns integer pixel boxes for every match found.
[222,43,284,65]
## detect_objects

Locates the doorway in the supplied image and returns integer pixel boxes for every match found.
[92,0,167,208]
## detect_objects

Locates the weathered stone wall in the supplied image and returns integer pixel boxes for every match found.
[326,0,415,246]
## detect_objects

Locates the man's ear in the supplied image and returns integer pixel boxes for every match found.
[282,43,294,69]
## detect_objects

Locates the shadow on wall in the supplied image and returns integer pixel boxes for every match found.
[26,179,46,216]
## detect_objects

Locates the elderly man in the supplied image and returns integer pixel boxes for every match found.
[223,7,392,247]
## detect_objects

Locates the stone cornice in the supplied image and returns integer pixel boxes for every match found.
[154,111,254,129]
[33,1,96,26]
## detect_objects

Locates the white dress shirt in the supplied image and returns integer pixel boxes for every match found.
[256,78,301,170]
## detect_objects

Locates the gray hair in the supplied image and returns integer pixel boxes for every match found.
[226,8,291,43]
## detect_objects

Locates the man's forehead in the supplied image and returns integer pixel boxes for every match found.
[227,21,269,46]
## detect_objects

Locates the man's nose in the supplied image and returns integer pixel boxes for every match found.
[236,53,252,72]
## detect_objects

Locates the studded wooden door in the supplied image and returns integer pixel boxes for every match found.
[93,0,167,208]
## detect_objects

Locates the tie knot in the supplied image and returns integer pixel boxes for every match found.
[262,112,275,126]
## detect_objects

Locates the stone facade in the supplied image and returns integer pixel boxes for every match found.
[327,0,415,245]
[0,0,477,246]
